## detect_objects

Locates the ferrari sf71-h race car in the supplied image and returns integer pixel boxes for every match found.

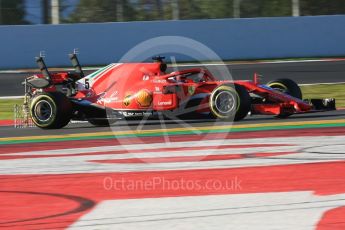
[22,53,336,129]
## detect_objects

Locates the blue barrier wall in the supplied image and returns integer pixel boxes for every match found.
[0,15,345,69]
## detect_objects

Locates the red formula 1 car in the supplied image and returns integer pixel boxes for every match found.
[23,54,336,129]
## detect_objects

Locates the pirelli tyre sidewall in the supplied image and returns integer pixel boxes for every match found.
[209,84,251,121]
[267,78,302,118]
[30,92,72,129]
[267,78,302,99]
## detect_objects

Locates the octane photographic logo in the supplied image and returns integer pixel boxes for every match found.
[104,35,235,166]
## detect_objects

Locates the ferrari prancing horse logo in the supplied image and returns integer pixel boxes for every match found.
[123,95,132,106]
[188,86,196,95]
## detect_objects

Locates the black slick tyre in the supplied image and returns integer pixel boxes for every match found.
[267,78,302,99]
[209,84,251,121]
[267,78,302,118]
[30,92,72,129]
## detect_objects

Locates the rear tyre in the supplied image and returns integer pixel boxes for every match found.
[267,78,302,118]
[209,84,251,121]
[30,92,72,129]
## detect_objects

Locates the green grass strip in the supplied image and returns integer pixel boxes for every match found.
[0,99,24,120]
[300,84,345,107]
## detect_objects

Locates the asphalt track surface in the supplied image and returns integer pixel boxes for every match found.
[1,109,345,138]
[1,61,345,229]
[1,59,345,96]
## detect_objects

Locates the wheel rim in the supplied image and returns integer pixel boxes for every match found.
[34,100,53,122]
[214,91,236,114]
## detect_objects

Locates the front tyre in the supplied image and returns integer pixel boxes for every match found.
[267,78,302,118]
[209,84,251,121]
[30,92,72,129]
[267,78,302,99]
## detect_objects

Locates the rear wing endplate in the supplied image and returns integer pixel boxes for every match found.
[69,49,85,78]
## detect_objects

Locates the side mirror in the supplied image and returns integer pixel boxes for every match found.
[152,56,167,72]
